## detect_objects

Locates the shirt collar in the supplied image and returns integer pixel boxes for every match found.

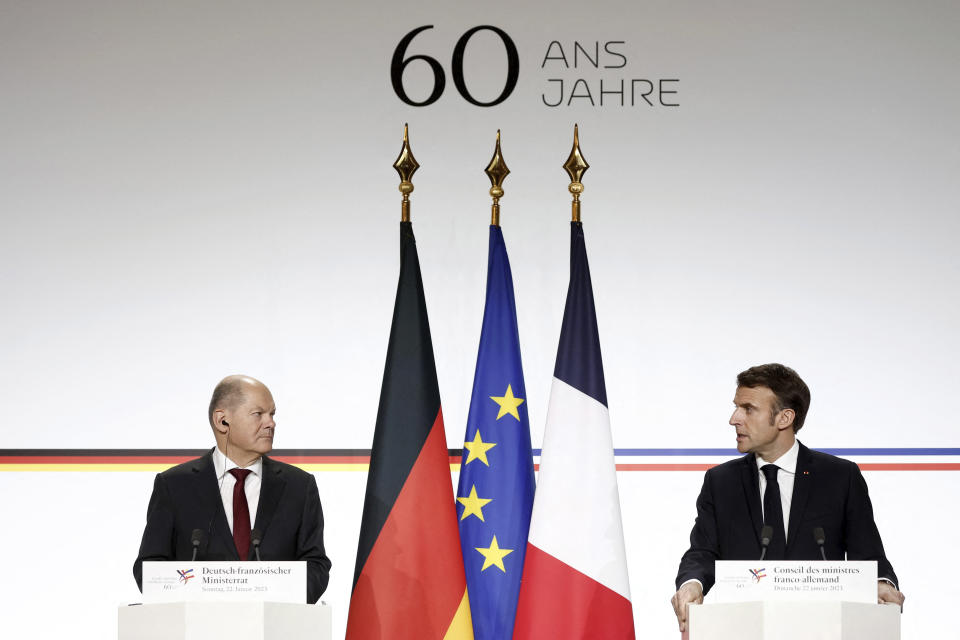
[756,439,799,475]
[213,446,263,481]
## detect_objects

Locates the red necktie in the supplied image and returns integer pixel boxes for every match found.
[229,468,252,560]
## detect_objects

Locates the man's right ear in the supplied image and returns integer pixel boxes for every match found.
[213,410,229,435]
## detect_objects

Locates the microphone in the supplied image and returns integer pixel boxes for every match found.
[813,527,827,561]
[759,525,773,560]
[250,528,263,562]
[190,529,205,562]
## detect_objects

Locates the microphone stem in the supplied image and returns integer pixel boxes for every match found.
[819,546,827,561]
[254,545,261,562]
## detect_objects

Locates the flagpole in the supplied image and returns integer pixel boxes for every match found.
[562,123,589,222]
[348,123,475,639]
[485,129,510,227]
[393,123,420,222]
[514,122,635,640]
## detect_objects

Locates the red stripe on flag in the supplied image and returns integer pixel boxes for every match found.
[346,410,468,639]
[514,543,635,640]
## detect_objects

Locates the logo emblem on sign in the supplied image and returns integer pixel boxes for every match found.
[749,568,766,583]
[177,569,195,584]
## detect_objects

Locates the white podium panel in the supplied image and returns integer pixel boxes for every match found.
[689,601,900,640]
[709,561,877,604]
[118,602,331,640]
[141,561,306,603]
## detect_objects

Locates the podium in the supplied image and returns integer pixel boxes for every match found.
[121,561,330,639]
[688,560,900,639]
[118,601,332,640]
[688,601,900,640]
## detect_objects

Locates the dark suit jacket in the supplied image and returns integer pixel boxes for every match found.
[133,450,331,603]
[675,442,897,593]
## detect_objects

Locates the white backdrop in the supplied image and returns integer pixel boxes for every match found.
[1,0,958,637]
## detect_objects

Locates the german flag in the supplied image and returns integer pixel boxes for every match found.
[345,221,473,639]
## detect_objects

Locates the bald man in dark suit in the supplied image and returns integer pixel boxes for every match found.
[133,375,331,604]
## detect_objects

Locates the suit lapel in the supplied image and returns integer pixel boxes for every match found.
[739,453,763,542]
[254,456,286,539]
[193,449,239,560]
[786,442,813,551]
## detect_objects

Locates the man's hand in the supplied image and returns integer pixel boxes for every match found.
[671,581,704,633]
[878,580,905,610]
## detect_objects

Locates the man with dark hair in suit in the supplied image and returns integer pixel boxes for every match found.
[670,363,904,632]
[133,375,331,604]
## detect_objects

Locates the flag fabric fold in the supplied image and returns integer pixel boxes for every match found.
[346,221,473,640]
[513,221,635,639]
[456,225,535,639]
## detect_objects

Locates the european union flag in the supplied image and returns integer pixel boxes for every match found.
[457,225,535,640]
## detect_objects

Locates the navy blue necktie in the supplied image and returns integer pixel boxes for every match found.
[762,464,787,560]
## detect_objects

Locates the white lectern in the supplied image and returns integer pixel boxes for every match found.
[688,560,900,640]
[120,561,331,640]
[689,601,899,640]
[118,601,331,640]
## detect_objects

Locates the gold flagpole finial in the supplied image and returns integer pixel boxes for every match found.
[485,129,510,227]
[393,123,420,222]
[563,123,589,222]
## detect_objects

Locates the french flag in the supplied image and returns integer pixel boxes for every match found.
[513,221,635,639]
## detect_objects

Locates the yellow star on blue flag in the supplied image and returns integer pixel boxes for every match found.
[490,384,524,420]
[475,535,514,572]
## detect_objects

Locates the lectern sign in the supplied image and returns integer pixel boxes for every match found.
[141,561,306,603]
[709,561,877,604]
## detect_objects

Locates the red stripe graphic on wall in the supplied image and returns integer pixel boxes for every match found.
[1,449,958,471]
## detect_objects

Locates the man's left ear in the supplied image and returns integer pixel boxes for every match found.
[778,408,796,432]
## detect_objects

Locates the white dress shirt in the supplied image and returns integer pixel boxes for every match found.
[756,439,799,542]
[212,446,263,533]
